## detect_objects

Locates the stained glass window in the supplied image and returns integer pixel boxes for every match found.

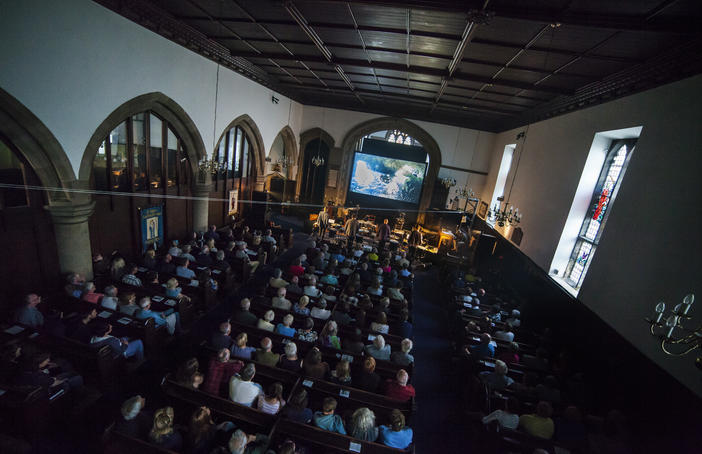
[565,140,635,288]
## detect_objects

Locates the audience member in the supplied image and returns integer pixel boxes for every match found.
[385,369,416,402]
[275,314,296,338]
[115,395,151,439]
[319,320,341,349]
[292,295,310,316]
[90,322,145,361]
[14,293,44,328]
[379,409,413,449]
[232,298,257,326]
[121,264,142,286]
[519,401,555,440]
[136,297,180,335]
[281,389,313,424]
[229,363,263,407]
[310,299,331,320]
[390,339,414,366]
[256,309,275,332]
[148,407,183,451]
[479,359,515,390]
[330,360,352,386]
[296,317,318,343]
[271,287,292,311]
[302,347,329,379]
[313,397,346,435]
[254,337,280,367]
[349,407,378,442]
[257,382,285,415]
[365,335,391,361]
[203,348,243,396]
[231,332,256,360]
[355,356,381,393]
[482,396,520,430]
[211,321,234,350]
[279,342,302,372]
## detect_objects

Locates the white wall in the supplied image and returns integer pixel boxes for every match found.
[0,0,302,178]
[300,105,495,201]
[484,74,702,396]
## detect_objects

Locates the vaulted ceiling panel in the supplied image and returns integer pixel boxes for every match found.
[101,0,702,132]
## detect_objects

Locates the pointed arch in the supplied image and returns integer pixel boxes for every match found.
[268,125,298,180]
[215,114,265,178]
[337,117,442,220]
[295,127,335,198]
[79,92,206,183]
[0,87,74,203]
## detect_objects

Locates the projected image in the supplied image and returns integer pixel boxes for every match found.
[350,153,426,204]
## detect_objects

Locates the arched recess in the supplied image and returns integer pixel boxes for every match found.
[80,92,205,182]
[295,127,335,201]
[0,87,75,202]
[267,125,298,180]
[337,117,442,221]
[80,92,205,259]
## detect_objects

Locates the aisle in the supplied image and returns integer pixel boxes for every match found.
[412,267,474,452]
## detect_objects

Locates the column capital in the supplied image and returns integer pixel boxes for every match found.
[45,200,96,225]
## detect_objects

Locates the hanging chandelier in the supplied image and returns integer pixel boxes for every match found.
[441,177,456,189]
[489,200,521,227]
[198,157,223,175]
[456,185,474,199]
[311,154,325,167]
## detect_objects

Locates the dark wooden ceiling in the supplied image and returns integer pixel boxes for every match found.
[95,0,702,131]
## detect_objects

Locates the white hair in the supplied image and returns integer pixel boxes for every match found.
[283,314,294,326]
[284,342,297,356]
[228,430,248,454]
[105,285,117,297]
[264,310,275,322]
[139,297,151,309]
[84,282,95,291]
[374,335,385,349]
[401,338,413,353]
[495,360,508,375]
[120,395,143,420]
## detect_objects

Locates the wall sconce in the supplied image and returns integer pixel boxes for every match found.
[646,294,700,366]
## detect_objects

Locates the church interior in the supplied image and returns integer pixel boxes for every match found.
[0,0,701,453]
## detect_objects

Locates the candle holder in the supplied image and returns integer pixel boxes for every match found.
[646,294,700,360]
[488,201,521,227]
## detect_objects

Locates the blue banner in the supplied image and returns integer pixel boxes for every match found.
[140,205,164,253]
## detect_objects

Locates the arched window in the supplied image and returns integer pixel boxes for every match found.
[212,125,257,221]
[565,139,636,287]
[0,135,31,208]
[90,111,192,258]
[92,112,190,193]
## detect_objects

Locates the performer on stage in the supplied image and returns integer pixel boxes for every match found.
[408,224,423,261]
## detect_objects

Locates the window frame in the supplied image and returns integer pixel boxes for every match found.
[564,138,636,288]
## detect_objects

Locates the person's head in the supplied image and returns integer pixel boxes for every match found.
[335,360,350,380]
[273,268,282,278]
[121,291,136,306]
[260,337,273,351]
[276,287,287,298]
[216,250,225,261]
[480,333,491,345]
[290,275,299,285]
[399,308,409,323]
[383,219,388,224]
[289,389,308,410]
[139,297,151,310]
[321,320,338,337]
[163,253,173,263]
[396,369,409,386]
[389,409,405,432]
[494,360,508,376]
[104,285,118,297]
[83,282,96,294]
[508,341,520,355]
[266,382,284,401]
[303,317,315,331]
[121,395,146,421]
[351,407,376,433]
[263,310,275,323]
[219,321,231,335]
[316,299,327,310]
[24,293,41,307]
[297,295,309,308]
[176,357,200,384]
[535,401,553,419]
[150,407,175,441]
[240,298,251,311]
[284,341,297,358]
[235,332,248,347]
[283,314,294,327]
[182,244,192,254]
[206,238,216,249]
[240,363,256,381]
[373,335,386,350]
[305,347,322,365]
[217,348,231,363]
[322,397,337,414]
[400,338,413,354]
[376,312,387,325]
[363,356,376,373]
[93,322,112,338]
[145,271,159,284]
[166,277,179,289]
[228,429,248,454]
[127,263,138,274]
[189,406,214,443]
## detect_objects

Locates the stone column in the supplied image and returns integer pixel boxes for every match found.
[46,200,96,280]
[192,182,212,233]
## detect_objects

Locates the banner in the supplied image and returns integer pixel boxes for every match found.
[228,189,239,215]
[140,205,164,253]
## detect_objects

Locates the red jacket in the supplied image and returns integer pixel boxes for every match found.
[203,358,243,396]
[384,379,416,402]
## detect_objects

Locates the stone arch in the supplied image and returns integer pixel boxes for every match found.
[0,87,75,203]
[337,117,442,221]
[215,114,266,179]
[79,92,206,184]
[295,127,335,198]
[268,125,298,179]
